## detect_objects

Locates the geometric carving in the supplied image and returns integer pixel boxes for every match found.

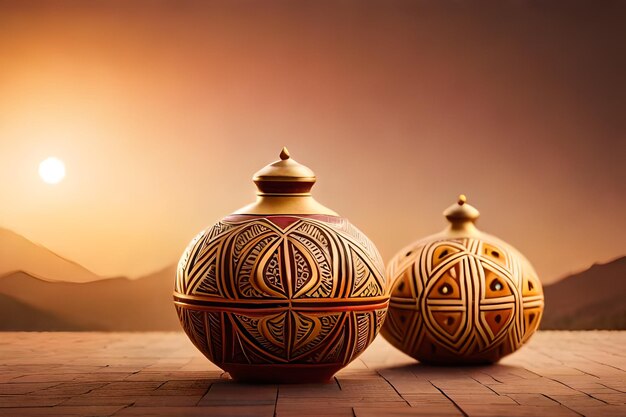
[382,236,544,364]
[174,214,389,381]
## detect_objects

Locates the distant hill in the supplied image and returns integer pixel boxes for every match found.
[0,266,179,331]
[0,224,623,331]
[0,293,85,331]
[0,227,103,283]
[541,256,626,330]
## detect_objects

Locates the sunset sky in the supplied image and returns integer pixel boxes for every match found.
[0,1,624,283]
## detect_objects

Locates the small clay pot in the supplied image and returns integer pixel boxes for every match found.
[381,195,544,364]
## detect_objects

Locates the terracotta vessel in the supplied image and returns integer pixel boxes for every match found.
[174,148,389,383]
[381,195,544,364]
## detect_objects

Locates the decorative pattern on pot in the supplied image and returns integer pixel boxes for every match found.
[174,148,389,383]
[381,195,544,364]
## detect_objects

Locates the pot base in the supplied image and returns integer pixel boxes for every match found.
[223,363,342,384]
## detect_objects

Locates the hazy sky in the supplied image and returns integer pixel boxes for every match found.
[1,1,624,283]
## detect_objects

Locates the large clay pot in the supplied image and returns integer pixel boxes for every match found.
[381,195,544,364]
[174,148,389,383]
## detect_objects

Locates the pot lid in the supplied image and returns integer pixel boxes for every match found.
[443,194,480,233]
[252,147,316,195]
[234,147,337,216]
[254,147,315,183]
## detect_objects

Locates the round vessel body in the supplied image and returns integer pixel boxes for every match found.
[175,213,388,383]
[381,198,544,364]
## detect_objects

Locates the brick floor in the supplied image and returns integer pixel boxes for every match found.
[0,332,624,416]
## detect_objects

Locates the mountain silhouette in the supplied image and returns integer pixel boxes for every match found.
[0,227,104,283]
[0,267,179,331]
[541,256,626,330]
[0,227,623,331]
[0,293,86,331]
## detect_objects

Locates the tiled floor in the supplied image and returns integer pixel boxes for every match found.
[0,332,624,416]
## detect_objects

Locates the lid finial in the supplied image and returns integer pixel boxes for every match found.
[280,147,290,161]
[443,194,480,231]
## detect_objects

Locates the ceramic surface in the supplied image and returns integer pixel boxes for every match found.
[174,149,388,382]
[381,196,544,364]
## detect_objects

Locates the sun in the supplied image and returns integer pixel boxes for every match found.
[39,157,66,184]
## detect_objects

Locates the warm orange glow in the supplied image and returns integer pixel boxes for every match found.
[0,1,624,283]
